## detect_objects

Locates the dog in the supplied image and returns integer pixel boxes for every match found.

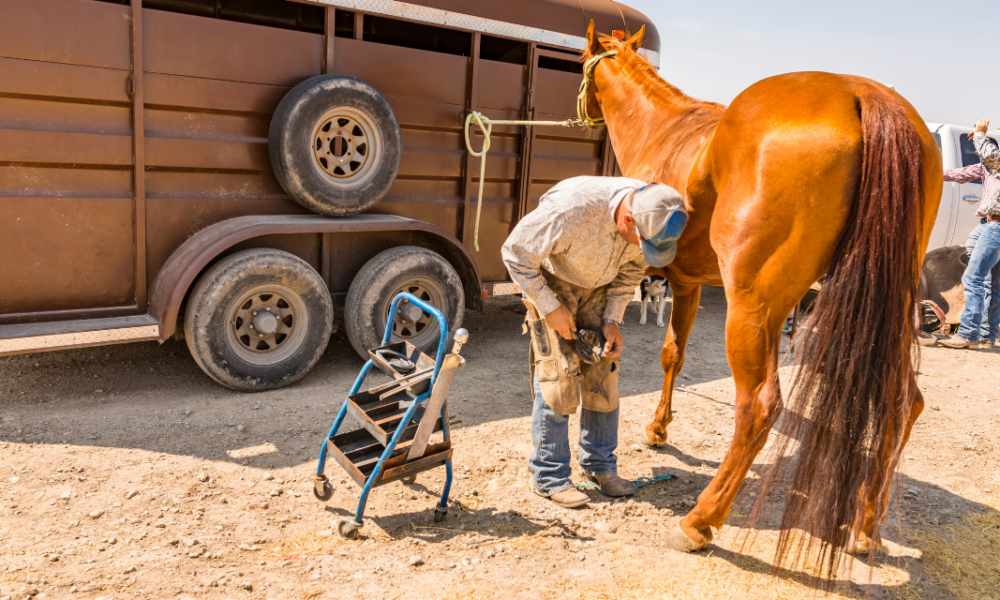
[639,275,669,327]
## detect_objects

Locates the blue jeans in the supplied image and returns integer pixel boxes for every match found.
[965,222,999,342]
[958,220,1000,344]
[530,374,619,495]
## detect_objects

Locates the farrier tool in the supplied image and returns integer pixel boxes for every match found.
[311,292,468,540]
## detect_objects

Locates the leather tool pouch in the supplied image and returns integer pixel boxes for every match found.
[581,358,620,413]
[522,298,582,415]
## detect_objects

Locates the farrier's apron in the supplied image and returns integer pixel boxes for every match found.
[523,271,620,415]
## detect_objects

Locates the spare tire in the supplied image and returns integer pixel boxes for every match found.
[269,75,402,216]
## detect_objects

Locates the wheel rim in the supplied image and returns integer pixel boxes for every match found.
[379,277,447,349]
[310,106,383,189]
[225,284,309,366]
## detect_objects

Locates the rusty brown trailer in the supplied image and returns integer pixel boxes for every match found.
[0,0,660,389]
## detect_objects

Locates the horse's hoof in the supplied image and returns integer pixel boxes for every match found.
[643,427,667,447]
[667,522,710,553]
[850,531,874,555]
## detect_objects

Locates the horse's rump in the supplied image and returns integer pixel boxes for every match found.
[746,83,930,576]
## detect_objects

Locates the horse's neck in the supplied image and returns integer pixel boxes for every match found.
[601,67,722,191]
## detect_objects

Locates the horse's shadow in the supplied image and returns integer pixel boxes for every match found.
[632,427,992,598]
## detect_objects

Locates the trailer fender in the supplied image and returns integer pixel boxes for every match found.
[149,214,483,341]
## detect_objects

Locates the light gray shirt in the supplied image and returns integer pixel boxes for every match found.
[501,176,647,323]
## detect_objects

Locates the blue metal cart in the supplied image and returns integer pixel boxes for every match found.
[312,292,468,539]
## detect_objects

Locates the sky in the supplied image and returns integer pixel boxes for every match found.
[625,0,1000,127]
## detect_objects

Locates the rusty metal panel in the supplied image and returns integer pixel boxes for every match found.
[0,167,132,199]
[0,0,131,70]
[0,96,131,138]
[333,37,467,106]
[0,56,130,104]
[368,196,461,235]
[143,8,324,86]
[0,129,133,167]
[0,197,136,313]
[534,68,583,117]
[144,195,303,279]
[387,96,465,129]
[145,137,270,171]
[144,73,289,114]
[477,60,526,112]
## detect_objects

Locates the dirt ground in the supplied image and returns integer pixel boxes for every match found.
[1,287,998,600]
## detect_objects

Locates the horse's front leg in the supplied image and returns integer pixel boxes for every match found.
[645,282,701,447]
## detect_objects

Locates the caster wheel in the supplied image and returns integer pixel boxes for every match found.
[433,508,447,523]
[338,519,361,540]
[313,480,334,501]
[402,475,417,485]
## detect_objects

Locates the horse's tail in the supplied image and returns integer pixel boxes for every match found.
[754,88,926,574]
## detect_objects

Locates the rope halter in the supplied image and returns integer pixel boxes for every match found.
[577,50,618,128]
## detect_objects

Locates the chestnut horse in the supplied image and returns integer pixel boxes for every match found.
[582,24,942,572]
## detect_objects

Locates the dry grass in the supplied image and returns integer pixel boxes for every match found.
[908,500,1000,600]
[264,526,345,560]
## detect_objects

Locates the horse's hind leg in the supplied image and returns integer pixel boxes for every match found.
[853,369,924,553]
[645,282,701,447]
[668,292,790,551]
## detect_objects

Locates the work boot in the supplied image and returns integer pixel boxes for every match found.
[940,335,974,349]
[543,487,590,508]
[584,473,635,497]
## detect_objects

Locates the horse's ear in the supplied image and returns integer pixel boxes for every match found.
[627,25,645,50]
[586,20,604,56]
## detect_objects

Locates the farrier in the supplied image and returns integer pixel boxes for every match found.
[501,176,687,508]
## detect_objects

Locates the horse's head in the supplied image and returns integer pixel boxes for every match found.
[580,20,647,128]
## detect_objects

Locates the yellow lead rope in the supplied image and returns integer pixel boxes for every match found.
[462,50,618,251]
[463,112,579,251]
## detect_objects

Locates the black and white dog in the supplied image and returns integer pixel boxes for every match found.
[639,275,669,327]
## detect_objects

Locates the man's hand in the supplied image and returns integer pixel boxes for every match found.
[544,305,577,340]
[970,118,990,139]
[601,322,623,358]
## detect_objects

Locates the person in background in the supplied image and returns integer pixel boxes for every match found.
[940,118,1000,349]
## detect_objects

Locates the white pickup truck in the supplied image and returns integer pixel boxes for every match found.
[927,123,1000,251]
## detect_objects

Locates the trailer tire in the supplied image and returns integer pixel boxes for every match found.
[345,246,465,360]
[184,249,334,392]
[269,75,402,216]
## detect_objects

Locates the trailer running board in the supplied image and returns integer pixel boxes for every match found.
[0,315,160,356]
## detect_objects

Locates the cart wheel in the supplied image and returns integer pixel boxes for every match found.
[433,507,447,523]
[402,475,417,485]
[338,519,361,540]
[313,480,334,501]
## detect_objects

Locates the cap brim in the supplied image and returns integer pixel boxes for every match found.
[641,239,677,268]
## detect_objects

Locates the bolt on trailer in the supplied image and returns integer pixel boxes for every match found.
[0,0,661,391]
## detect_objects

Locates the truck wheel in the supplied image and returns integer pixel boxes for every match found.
[269,75,402,217]
[345,246,465,359]
[184,249,334,392]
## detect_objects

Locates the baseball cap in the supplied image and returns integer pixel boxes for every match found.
[630,183,688,267]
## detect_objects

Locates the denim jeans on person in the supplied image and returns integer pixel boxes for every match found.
[958,220,1000,344]
[965,222,998,341]
[530,374,619,495]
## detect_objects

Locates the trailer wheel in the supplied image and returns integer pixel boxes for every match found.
[269,75,402,217]
[184,249,334,392]
[345,246,465,360]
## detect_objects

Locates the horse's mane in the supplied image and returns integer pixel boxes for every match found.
[588,35,727,118]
